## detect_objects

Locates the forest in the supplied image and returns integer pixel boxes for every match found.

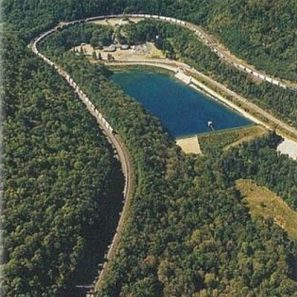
[2,32,124,296]
[3,0,296,80]
[3,0,297,296]
[39,33,297,296]
[221,133,297,211]
[123,20,297,128]
[41,20,297,129]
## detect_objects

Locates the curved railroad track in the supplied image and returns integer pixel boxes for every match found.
[32,14,297,92]
[107,59,297,140]
[30,21,135,297]
[58,13,297,92]
[30,13,297,296]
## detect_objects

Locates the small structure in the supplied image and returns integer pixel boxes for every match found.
[120,44,130,50]
[208,121,214,131]
[103,44,116,52]
[175,70,192,85]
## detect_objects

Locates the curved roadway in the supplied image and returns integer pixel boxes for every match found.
[30,13,297,296]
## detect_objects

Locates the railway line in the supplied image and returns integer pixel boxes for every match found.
[32,13,297,92]
[30,13,297,296]
[31,21,135,297]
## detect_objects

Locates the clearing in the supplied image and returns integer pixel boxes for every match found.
[236,179,297,240]
[73,42,165,61]
[277,138,297,160]
[176,136,202,155]
[91,17,144,27]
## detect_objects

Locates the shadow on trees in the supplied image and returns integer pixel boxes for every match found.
[61,158,125,297]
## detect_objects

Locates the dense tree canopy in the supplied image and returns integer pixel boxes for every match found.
[2,31,123,296]
[4,0,297,80]
[222,133,297,211]
[3,1,297,296]
[39,44,297,295]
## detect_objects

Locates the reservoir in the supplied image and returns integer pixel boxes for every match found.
[111,69,252,138]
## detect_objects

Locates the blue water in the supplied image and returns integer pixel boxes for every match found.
[111,69,252,138]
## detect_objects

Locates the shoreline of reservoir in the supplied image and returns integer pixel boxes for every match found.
[110,66,254,154]
[108,61,267,128]
[112,63,255,127]
[106,59,297,140]
[111,68,252,135]
[109,62,297,159]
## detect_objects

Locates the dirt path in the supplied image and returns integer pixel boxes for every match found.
[223,126,267,151]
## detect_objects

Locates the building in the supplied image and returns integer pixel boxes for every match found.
[120,44,130,50]
[103,44,116,52]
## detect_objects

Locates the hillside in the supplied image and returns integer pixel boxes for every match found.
[3,0,297,80]
[2,1,297,296]
[2,32,123,296]
[185,0,297,81]
[236,179,297,240]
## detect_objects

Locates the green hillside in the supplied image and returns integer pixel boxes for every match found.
[4,0,297,80]
[2,32,123,296]
[190,0,297,81]
[2,1,297,296]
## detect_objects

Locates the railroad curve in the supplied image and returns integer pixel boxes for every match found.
[32,13,297,92]
[30,13,297,296]
[30,20,135,297]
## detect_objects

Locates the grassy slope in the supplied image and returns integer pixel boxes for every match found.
[198,125,267,155]
[236,179,297,240]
